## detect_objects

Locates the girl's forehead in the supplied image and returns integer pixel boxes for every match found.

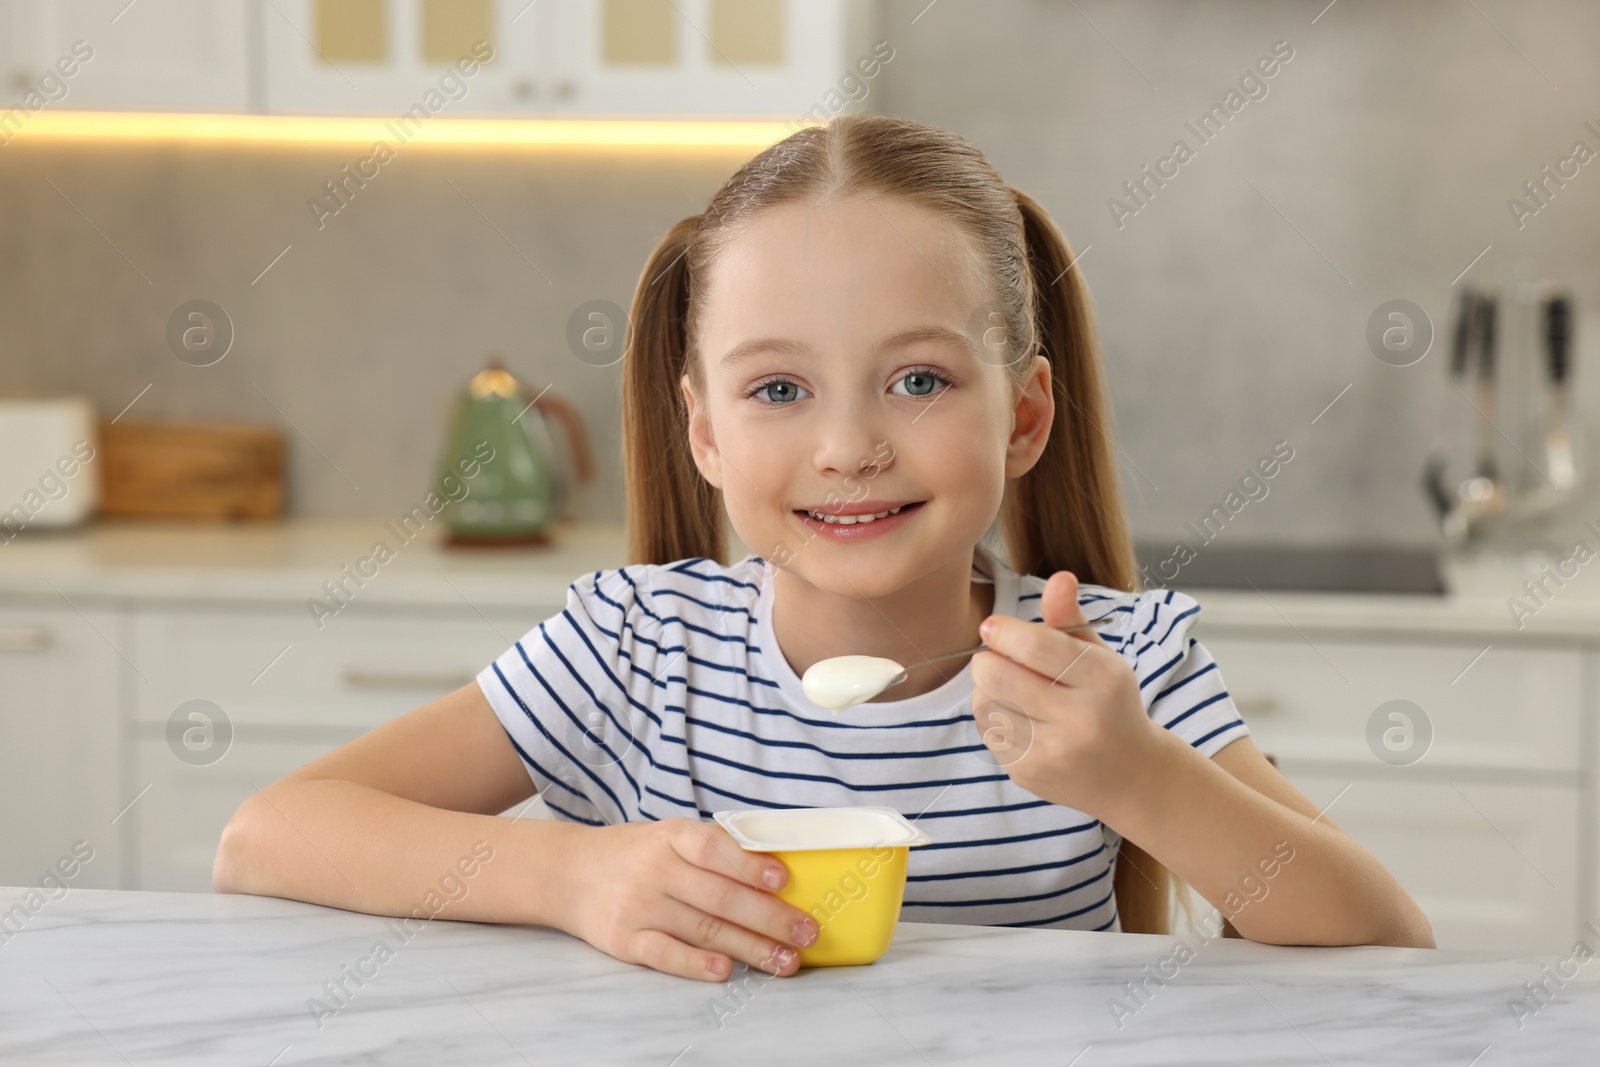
[699,198,988,345]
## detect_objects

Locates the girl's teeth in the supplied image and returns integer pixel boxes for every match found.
[808,505,904,525]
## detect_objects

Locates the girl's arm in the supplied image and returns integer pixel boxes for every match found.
[214,682,825,983]
[973,574,1435,950]
[213,682,584,929]
[1105,731,1436,948]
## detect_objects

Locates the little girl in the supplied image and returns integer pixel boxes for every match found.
[216,113,1432,983]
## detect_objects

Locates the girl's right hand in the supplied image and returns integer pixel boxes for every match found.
[555,817,821,982]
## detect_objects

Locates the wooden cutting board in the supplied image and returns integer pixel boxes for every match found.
[97,420,284,519]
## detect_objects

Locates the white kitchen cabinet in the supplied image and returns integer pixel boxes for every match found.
[131,731,359,891]
[1200,633,1583,772]
[2,0,252,113]
[124,603,556,890]
[1291,774,1579,954]
[0,603,125,891]
[6,0,881,119]
[1198,629,1589,953]
[260,0,541,115]
[254,0,879,117]
[540,0,878,117]
[130,605,526,728]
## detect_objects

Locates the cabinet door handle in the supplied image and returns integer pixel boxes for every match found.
[341,669,476,692]
[0,626,52,652]
[1234,695,1281,717]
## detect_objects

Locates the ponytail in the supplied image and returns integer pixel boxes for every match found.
[622,214,725,567]
[1007,187,1175,936]
[1002,188,1137,590]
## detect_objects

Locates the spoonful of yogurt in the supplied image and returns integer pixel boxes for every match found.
[801,617,1115,712]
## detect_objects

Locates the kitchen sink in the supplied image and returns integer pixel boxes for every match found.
[1133,541,1446,595]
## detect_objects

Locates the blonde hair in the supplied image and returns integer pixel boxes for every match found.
[620,112,1172,935]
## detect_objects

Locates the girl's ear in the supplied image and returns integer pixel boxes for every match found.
[680,374,724,488]
[1004,355,1055,478]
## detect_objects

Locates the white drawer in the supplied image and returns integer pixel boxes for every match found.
[132,606,555,729]
[131,735,345,892]
[1286,774,1578,954]
[129,732,557,892]
[0,604,124,890]
[1201,632,1583,771]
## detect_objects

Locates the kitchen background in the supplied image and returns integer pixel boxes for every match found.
[3,0,1599,960]
[4,0,1599,542]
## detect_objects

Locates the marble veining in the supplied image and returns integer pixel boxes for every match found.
[2,888,1597,1064]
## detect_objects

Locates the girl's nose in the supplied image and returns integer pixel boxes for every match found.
[811,408,893,480]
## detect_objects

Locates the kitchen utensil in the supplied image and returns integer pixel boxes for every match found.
[713,806,934,967]
[1425,291,1512,544]
[875,611,1127,695]
[1423,289,1483,540]
[1449,285,1476,381]
[0,397,99,532]
[1543,292,1576,490]
[1468,292,1507,513]
[98,420,282,519]
[437,355,594,547]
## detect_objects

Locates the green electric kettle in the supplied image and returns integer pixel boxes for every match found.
[436,356,594,547]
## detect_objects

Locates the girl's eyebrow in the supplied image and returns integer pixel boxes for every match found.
[718,325,973,370]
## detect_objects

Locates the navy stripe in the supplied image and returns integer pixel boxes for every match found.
[908,842,1106,881]
[909,797,1056,820]
[643,783,703,817]
[995,886,1116,927]
[690,747,1011,792]
[666,559,762,592]
[515,639,646,805]
[1138,647,1187,691]
[492,662,631,822]
[907,865,1110,909]
[497,725,588,804]
[652,585,755,618]
[919,820,1102,852]
[1159,690,1230,731]
[549,608,669,732]
[589,570,754,650]
[1154,604,1199,646]
[687,713,989,762]
[1154,656,1217,701]
[1192,719,1247,749]
[684,682,973,732]
[541,798,606,826]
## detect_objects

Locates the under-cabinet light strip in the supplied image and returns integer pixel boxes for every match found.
[5,111,809,148]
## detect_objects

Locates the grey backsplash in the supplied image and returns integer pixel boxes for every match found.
[3,0,1598,550]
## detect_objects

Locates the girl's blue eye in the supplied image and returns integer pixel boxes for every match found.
[747,378,811,405]
[892,367,954,399]
[743,367,953,406]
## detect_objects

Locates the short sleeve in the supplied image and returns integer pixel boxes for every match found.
[1115,588,1249,758]
[475,566,663,826]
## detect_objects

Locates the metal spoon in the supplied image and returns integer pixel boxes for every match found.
[875,615,1118,695]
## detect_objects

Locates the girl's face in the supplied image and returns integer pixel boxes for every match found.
[681,194,1053,600]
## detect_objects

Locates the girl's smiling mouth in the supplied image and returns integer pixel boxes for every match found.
[793,500,925,539]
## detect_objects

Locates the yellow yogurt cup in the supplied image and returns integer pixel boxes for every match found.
[713,805,934,967]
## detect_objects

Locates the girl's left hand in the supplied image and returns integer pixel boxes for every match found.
[969,571,1168,819]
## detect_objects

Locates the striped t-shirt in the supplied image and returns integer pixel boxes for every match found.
[476,541,1249,932]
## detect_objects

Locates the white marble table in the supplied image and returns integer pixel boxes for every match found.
[2,889,1597,1065]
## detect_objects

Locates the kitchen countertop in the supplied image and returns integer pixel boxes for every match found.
[0,519,631,612]
[5,519,1600,638]
[1,887,1594,1065]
